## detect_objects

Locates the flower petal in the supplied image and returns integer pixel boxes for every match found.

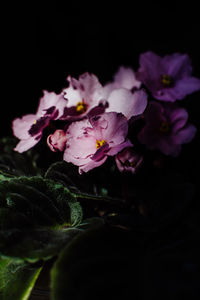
[12,114,37,139]
[14,135,41,153]
[107,88,147,119]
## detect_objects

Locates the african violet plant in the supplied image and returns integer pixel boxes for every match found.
[0,52,199,299]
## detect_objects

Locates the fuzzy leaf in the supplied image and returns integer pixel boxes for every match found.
[45,161,123,198]
[51,226,143,300]
[0,176,82,261]
[0,137,40,178]
[0,257,42,300]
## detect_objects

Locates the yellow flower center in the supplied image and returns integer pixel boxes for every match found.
[76,101,87,114]
[161,74,172,86]
[96,139,106,149]
[124,160,136,167]
[159,121,170,133]
[34,120,37,124]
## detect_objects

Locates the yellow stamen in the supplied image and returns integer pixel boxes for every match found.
[124,160,136,167]
[96,139,106,149]
[159,121,170,133]
[76,101,87,114]
[161,74,172,86]
[34,120,37,124]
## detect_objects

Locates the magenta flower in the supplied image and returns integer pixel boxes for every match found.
[138,102,197,156]
[62,72,104,120]
[137,51,200,102]
[12,91,67,153]
[115,147,143,174]
[47,129,67,152]
[64,112,133,174]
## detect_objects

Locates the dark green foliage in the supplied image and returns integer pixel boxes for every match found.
[0,176,82,261]
[45,160,123,198]
[0,137,40,178]
[51,226,143,300]
[0,257,42,300]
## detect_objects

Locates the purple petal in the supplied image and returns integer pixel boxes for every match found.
[138,51,164,82]
[102,112,128,146]
[174,124,197,144]
[173,77,200,99]
[164,53,192,78]
[169,107,189,132]
[107,140,133,156]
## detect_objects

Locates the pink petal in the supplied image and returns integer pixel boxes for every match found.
[114,66,141,89]
[99,112,128,146]
[12,114,37,139]
[107,140,133,156]
[79,156,107,174]
[14,136,41,153]
[107,88,147,119]
[37,91,67,119]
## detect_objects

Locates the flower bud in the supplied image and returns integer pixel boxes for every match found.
[115,147,143,174]
[47,130,67,152]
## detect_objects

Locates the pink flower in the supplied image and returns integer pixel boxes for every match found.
[102,67,147,119]
[62,72,105,120]
[106,88,148,120]
[137,51,200,102]
[103,66,141,98]
[138,102,197,156]
[115,147,143,174]
[12,91,67,153]
[47,129,67,152]
[64,112,133,174]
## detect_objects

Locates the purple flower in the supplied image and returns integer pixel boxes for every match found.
[137,51,200,102]
[12,91,67,153]
[102,66,147,119]
[47,129,67,152]
[63,112,133,174]
[62,73,104,120]
[115,147,143,174]
[138,102,197,156]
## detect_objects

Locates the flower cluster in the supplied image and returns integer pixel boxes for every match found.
[12,52,199,174]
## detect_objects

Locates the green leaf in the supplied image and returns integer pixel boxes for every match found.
[51,226,142,300]
[45,161,123,198]
[0,257,42,300]
[0,137,40,178]
[0,176,82,261]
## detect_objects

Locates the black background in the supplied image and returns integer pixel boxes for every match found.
[2,3,200,136]
[2,3,200,299]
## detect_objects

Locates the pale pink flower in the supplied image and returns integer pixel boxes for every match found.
[102,67,147,119]
[62,72,105,120]
[12,91,67,153]
[64,112,133,174]
[103,66,141,98]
